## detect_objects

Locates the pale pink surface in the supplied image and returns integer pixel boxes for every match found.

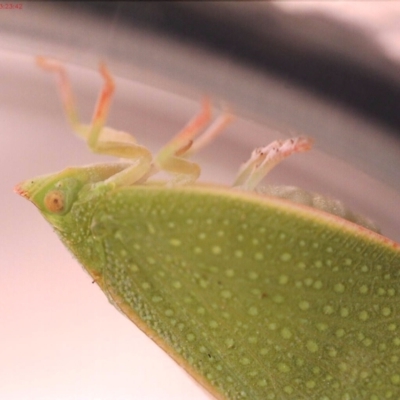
[2,3,400,400]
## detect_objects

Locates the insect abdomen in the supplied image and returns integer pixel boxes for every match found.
[257,185,380,233]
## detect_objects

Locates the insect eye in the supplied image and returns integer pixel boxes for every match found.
[44,190,65,213]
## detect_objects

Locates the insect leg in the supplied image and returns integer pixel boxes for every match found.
[37,56,85,137]
[155,98,234,184]
[184,109,234,157]
[37,57,152,186]
[234,136,313,190]
[84,63,152,186]
[154,98,212,184]
[37,56,144,149]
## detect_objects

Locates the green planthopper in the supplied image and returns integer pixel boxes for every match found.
[15,58,400,400]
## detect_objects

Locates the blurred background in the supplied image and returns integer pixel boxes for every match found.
[1,2,400,400]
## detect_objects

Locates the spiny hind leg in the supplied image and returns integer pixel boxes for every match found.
[155,98,234,184]
[234,137,313,190]
[37,57,152,186]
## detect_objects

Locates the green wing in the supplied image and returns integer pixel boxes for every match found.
[92,185,400,400]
